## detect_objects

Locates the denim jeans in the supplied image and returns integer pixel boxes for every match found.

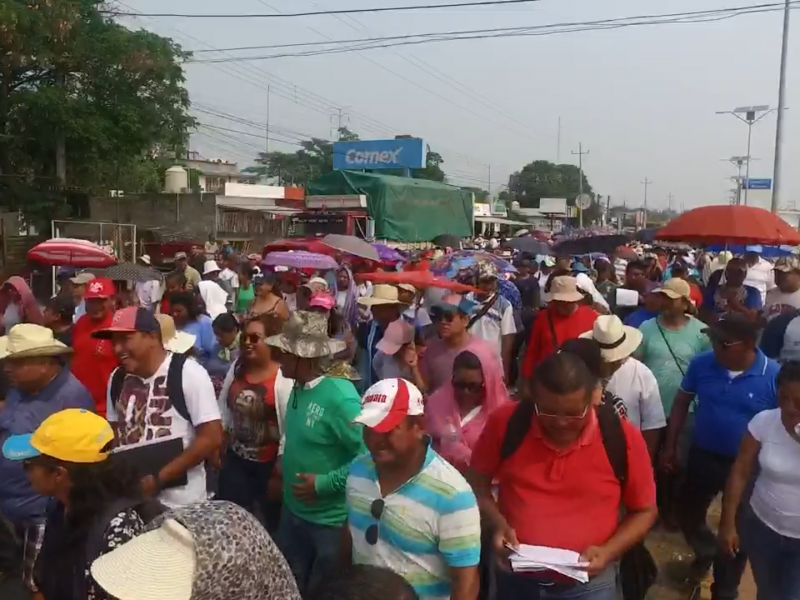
[680,445,748,600]
[496,565,618,600]
[216,450,275,519]
[277,507,343,595]
[740,507,800,600]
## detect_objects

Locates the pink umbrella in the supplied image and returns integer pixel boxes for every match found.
[28,238,118,267]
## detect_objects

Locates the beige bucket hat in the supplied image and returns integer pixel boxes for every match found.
[0,324,72,360]
[357,284,410,307]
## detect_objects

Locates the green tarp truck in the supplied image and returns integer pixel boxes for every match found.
[304,170,473,243]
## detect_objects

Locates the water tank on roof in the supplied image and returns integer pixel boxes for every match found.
[164,165,188,193]
[511,201,521,211]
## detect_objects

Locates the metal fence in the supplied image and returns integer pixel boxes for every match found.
[51,220,138,263]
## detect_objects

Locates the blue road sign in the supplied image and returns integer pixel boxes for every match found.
[747,178,773,190]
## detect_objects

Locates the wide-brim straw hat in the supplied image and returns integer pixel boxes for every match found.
[155,314,196,355]
[357,284,410,307]
[580,315,643,362]
[91,518,195,600]
[266,310,346,359]
[0,324,73,360]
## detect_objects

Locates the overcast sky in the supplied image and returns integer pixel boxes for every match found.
[118,0,798,211]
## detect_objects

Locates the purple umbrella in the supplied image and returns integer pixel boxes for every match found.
[262,251,339,270]
[372,243,407,263]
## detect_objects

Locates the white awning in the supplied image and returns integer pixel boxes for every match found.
[475,216,531,226]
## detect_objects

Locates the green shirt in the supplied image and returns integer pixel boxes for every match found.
[236,283,255,315]
[637,316,712,415]
[282,377,366,526]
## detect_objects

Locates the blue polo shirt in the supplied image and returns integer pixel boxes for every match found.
[680,350,779,458]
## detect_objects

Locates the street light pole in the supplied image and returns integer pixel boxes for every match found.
[744,123,753,205]
[641,178,652,228]
[772,0,791,214]
[716,105,774,205]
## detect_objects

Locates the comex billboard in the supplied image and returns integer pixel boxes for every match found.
[333,138,427,171]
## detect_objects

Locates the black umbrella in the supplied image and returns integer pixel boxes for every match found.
[503,237,551,256]
[635,227,661,244]
[432,234,463,250]
[102,263,164,283]
[552,234,631,256]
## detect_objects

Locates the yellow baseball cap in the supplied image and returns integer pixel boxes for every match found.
[2,409,113,464]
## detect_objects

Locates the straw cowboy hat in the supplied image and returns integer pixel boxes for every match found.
[266,311,346,359]
[0,324,73,360]
[548,276,584,303]
[357,284,410,307]
[580,315,643,363]
[155,314,196,355]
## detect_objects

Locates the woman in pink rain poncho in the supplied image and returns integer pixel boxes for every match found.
[0,276,43,333]
[426,343,511,473]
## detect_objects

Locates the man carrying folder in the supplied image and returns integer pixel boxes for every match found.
[94,307,223,507]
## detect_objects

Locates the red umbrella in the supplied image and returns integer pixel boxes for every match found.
[655,205,800,246]
[28,238,118,267]
[357,270,480,294]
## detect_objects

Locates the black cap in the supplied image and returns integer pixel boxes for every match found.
[702,314,760,343]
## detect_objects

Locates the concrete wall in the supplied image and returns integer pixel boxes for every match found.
[89,193,217,240]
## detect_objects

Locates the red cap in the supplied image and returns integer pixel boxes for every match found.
[83,278,115,300]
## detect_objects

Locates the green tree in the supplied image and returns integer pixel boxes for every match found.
[0,0,194,227]
[507,160,603,223]
[246,127,359,186]
[412,150,445,182]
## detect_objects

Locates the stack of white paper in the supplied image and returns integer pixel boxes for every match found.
[506,544,590,583]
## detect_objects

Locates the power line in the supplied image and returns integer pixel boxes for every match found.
[187,3,800,62]
[187,3,792,54]
[106,0,544,19]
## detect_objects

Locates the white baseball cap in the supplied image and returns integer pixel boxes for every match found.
[354,378,424,433]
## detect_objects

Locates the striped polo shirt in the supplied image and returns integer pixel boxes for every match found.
[346,446,481,600]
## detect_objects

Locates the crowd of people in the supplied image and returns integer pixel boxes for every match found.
[0,238,797,600]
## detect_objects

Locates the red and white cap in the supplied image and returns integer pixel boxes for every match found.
[354,378,424,433]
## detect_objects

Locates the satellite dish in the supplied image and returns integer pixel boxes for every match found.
[576,193,592,210]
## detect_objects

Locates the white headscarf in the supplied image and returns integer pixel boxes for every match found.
[198,280,229,320]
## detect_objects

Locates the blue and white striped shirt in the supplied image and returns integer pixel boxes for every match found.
[346,446,481,600]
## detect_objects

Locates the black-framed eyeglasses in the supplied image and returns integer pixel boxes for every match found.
[364,498,385,545]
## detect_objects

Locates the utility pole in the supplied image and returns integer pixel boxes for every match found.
[666,193,674,214]
[264,86,271,182]
[556,116,561,163]
[487,165,492,194]
[571,143,589,228]
[641,178,652,229]
[772,0,791,213]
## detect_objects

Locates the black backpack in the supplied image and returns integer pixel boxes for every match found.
[108,354,193,425]
[499,400,656,600]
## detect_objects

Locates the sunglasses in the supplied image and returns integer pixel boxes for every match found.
[244,333,265,345]
[452,380,485,394]
[431,308,458,322]
[365,498,385,545]
[711,338,742,349]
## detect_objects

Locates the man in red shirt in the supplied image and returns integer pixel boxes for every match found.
[469,351,658,600]
[521,276,599,379]
[71,278,119,416]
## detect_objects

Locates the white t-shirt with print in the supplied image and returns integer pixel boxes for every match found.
[106,354,221,508]
[765,287,800,318]
[748,409,800,538]
[605,358,667,432]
